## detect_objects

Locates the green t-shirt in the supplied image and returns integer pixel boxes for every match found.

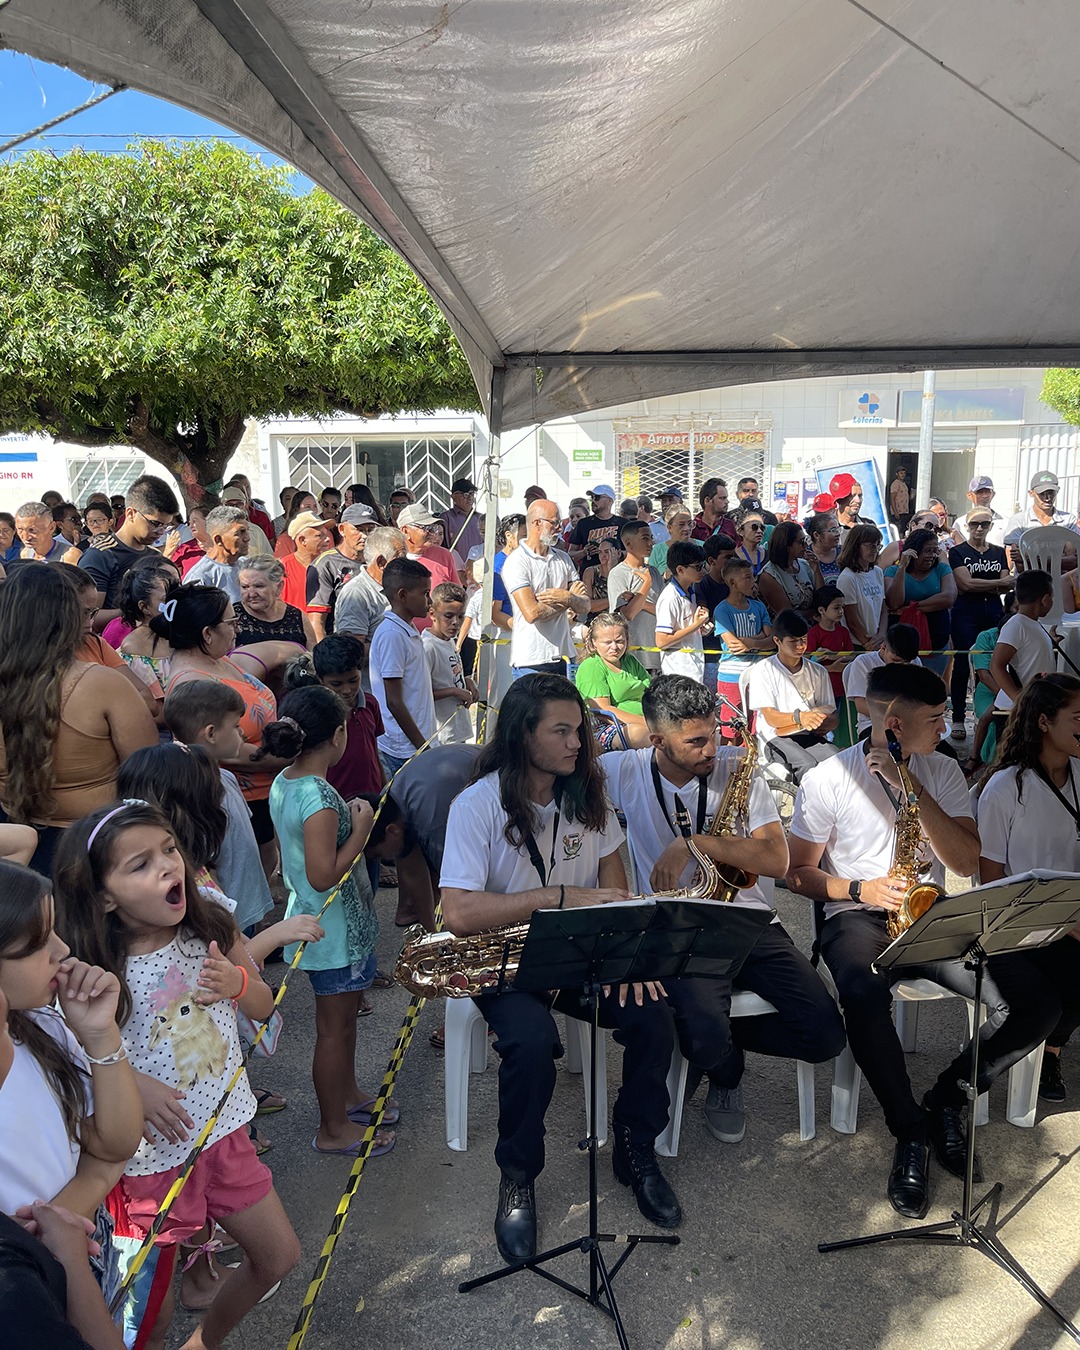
[575,652,651,716]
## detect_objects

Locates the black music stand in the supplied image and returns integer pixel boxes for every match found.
[819,871,1080,1345]
[459,898,772,1350]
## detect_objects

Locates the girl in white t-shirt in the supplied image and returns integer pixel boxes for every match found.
[53,800,299,1350]
[976,672,1080,1107]
[0,860,142,1294]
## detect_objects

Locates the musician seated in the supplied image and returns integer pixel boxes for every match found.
[439,674,681,1264]
[787,664,1057,1219]
[575,611,653,750]
[745,608,841,782]
[603,674,845,1146]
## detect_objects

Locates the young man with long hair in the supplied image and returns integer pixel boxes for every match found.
[440,674,682,1262]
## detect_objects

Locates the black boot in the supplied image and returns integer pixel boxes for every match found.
[923,1091,981,1182]
[494,1173,536,1262]
[611,1125,682,1228]
[887,1135,930,1219]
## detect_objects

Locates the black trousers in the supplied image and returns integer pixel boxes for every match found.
[473,986,674,1185]
[820,908,1061,1137]
[1030,937,1080,1049]
[664,921,846,1089]
[949,603,1002,723]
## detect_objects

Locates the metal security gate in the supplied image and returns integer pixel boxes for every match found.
[1019,426,1080,517]
[613,416,770,509]
[285,437,356,499]
[403,434,474,513]
[284,433,475,513]
[67,456,147,503]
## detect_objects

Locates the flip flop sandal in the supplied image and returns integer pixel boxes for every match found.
[252,1087,287,1115]
[311,1130,396,1157]
[370,969,394,988]
[429,1025,446,1051]
[347,1097,400,1126]
[248,1122,272,1156]
[357,997,374,1017]
[379,866,399,888]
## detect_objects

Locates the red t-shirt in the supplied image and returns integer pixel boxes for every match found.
[412,546,460,632]
[326,695,385,798]
[806,621,852,700]
[280,552,316,613]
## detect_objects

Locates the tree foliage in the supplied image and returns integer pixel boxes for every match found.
[1041,369,1080,427]
[0,141,479,505]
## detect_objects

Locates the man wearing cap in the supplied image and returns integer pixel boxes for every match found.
[567,485,626,574]
[888,466,912,536]
[279,510,332,613]
[651,486,684,546]
[950,476,1005,549]
[692,478,738,544]
[1003,471,1079,554]
[502,499,590,677]
[441,478,484,558]
[523,485,548,509]
[736,477,778,527]
[308,503,380,642]
[397,502,460,630]
[224,476,276,545]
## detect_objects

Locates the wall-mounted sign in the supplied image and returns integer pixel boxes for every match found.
[572,447,603,462]
[837,391,898,428]
[897,387,1025,426]
[615,429,767,452]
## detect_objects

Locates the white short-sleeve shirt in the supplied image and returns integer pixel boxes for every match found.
[746,655,835,743]
[843,651,923,733]
[440,771,624,898]
[370,608,437,757]
[976,764,1080,874]
[993,613,1055,710]
[422,629,472,745]
[791,742,974,920]
[501,543,578,666]
[655,582,705,680]
[607,560,663,671]
[837,566,885,640]
[603,748,778,911]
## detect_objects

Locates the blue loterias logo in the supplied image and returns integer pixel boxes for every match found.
[857,392,880,416]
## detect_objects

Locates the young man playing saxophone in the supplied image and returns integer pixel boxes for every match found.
[440,673,681,1264]
[787,664,1058,1219]
[603,675,845,1146]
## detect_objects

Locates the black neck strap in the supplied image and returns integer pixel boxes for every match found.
[523,781,563,886]
[1032,762,1080,841]
[650,752,708,838]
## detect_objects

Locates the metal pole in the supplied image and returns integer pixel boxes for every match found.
[475,369,505,743]
[916,370,936,511]
[686,423,696,516]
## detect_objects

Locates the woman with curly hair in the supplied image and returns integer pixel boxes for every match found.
[976,673,1080,1107]
[0,566,156,875]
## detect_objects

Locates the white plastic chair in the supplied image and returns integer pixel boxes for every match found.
[566,990,816,1155]
[1019,524,1078,631]
[828,978,1043,1133]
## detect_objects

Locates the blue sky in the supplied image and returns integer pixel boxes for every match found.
[0,49,306,182]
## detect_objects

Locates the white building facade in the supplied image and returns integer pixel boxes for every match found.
[3,367,1076,525]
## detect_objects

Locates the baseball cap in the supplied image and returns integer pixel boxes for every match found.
[287,510,326,539]
[524,485,547,502]
[660,485,684,499]
[396,503,440,529]
[1030,470,1060,492]
[588,484,616,501]
[739,497,764,514]
[466,544,485,563]
[340,504,378,527]
[810,492,835,513]
[221,485,248,505]
[968,475,994,493]
[829,472,857,499]
[966,507,993,523]
[451,477,478,494]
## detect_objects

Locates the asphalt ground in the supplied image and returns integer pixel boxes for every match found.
[165,881,1080,1350]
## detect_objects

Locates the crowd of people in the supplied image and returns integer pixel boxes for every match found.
[0,463,1077,1345]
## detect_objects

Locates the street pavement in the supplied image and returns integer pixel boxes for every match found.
[167,883,1080,1350]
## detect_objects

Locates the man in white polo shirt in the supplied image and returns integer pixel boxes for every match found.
[500,499,590,678]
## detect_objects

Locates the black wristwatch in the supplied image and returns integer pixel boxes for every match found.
[848,879,863,903]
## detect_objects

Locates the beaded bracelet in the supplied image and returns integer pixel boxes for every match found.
[84,1041,128,1067]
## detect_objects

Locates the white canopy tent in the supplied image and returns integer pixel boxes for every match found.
[4,0,1080,434]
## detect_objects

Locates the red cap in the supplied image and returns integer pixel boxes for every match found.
[810,493,835,513]
[829,472,857,499]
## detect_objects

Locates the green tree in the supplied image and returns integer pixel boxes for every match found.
[1041,369,1080,426]
[0,142,478,506]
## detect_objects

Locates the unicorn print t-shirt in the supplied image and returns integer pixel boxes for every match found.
[122,935,256,1176]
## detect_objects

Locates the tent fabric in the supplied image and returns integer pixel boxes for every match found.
[4,0,1080,430]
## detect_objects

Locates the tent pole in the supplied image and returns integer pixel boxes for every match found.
[475,368,505,743]
[916,369,936,513]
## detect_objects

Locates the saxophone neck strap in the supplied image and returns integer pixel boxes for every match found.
[1031,762,1080,842]
[523,781,564,887]
[650,752,708,838]
[863,736,906,815]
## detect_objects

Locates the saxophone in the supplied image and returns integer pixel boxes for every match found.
[884,734,945,941]
[395,716,761,999]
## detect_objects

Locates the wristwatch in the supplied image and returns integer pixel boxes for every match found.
[848,879,863,903]
[793,708,803,728]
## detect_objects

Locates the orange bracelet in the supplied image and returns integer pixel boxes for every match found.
[232,964,249,1003]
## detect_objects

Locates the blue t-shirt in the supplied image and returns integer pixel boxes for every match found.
[713,597,770,661]
[492,549,511,616]
[883,559,950,602]
[269,773,376,971]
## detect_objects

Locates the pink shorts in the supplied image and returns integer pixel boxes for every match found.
[120,1126,273,1246]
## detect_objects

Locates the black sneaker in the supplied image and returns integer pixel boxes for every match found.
[1039,1054,1066,1103]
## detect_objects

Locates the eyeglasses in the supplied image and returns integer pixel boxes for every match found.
[82,606,100,620]
[970,521,991,529]
[1036,489,1058,499]
[136,509,173,531]
[219,615,239,628]
[746,523,764,531]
